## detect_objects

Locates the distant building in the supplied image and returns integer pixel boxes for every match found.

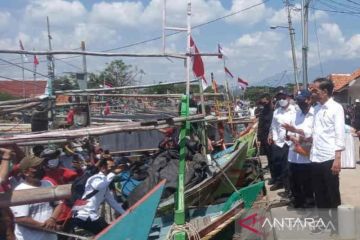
[0,80,47,98]
[330,68,360,104]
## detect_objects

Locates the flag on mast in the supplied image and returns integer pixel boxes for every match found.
[224,67,234,79]
[19,40,28,61]
[190,36,208,89]
[238,77,249,89]
[217,44,223,59]
[104,82,113,88]
[34,55,39,65]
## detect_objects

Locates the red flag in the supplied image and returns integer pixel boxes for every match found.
[238,77,249,89]
[190,36,206,84]
[218,44,223,59]
[104,102,111,116]
[224,67,234,79]
[34,55,39,65]
[104,82,113,88]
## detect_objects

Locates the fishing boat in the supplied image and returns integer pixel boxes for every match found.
[157,122,258,214]
[93,181,265,240]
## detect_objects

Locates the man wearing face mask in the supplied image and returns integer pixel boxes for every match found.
[268,91,296,192]
[10,156,59,240]
[41,149,82,229]
[42,149,80,186]
[257,94,274,177]
[282,90,315,208]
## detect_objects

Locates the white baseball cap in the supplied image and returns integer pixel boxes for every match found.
[356,99,360,103]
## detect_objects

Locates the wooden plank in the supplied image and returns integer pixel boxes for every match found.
[0,184,71,207]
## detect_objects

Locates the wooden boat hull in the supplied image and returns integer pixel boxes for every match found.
[150,181,265,240]
[158,141,248,214]
[95,180,166,240]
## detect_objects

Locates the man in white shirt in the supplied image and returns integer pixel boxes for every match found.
[309,78,345,209]
[71,159,125,234]
[283,90,315,208]
[268,91,296,192]
[10,156,59,240]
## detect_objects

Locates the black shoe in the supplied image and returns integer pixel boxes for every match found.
[268,179,276,185]
[277,191,291,198]
[270,183,284,191]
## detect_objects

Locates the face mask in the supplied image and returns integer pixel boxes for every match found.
[47,158,59,169]
[96,154,101,159]
[279,99,289,108]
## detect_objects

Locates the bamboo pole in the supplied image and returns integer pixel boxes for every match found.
[0,49,220,59]
[0,102,41,115]
[55,80,198,94]
[62,93,224,98]
[0,184,71,207]
[0,97,47,106]
[0,114,205,144]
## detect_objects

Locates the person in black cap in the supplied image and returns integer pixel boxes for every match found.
[283,90,315,208]
[268,91,296,192]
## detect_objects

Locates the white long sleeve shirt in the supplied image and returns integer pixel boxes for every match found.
[75,172,125,221]
[310,98,345,163]
[287,107,314,164]
[270,104,297,148]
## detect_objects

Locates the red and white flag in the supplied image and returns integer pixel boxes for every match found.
[218,44,223,59]
[190,36,208,89]
[238,77,249,89]
[19,40,28,61]
[224,67,234,79]
[104,82,113,88]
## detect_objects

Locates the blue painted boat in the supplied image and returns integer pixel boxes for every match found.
[158,140,249,213]
[150,181,264,240]
[94,179,166,240]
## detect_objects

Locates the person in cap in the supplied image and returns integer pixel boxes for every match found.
[268,91,296,192]
[10,156,60,240]
[282,90,315,208]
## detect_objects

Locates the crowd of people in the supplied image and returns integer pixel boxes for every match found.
[256,77,360,233]
[0,141,129,240]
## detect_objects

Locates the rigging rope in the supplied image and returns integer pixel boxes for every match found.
[166,222,201,240]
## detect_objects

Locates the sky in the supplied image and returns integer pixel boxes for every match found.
[0,0,359,88]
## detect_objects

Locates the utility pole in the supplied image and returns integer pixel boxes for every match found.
[80,41,88,90]
[46,16,55,97]
[285,0,299,91]
[301,0,310,87]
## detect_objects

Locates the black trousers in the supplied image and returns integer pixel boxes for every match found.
[311,160,341,208]
[289,163,314,207]
[70,216,109,235]
[259,138,272,172]
[270,144,289,187]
